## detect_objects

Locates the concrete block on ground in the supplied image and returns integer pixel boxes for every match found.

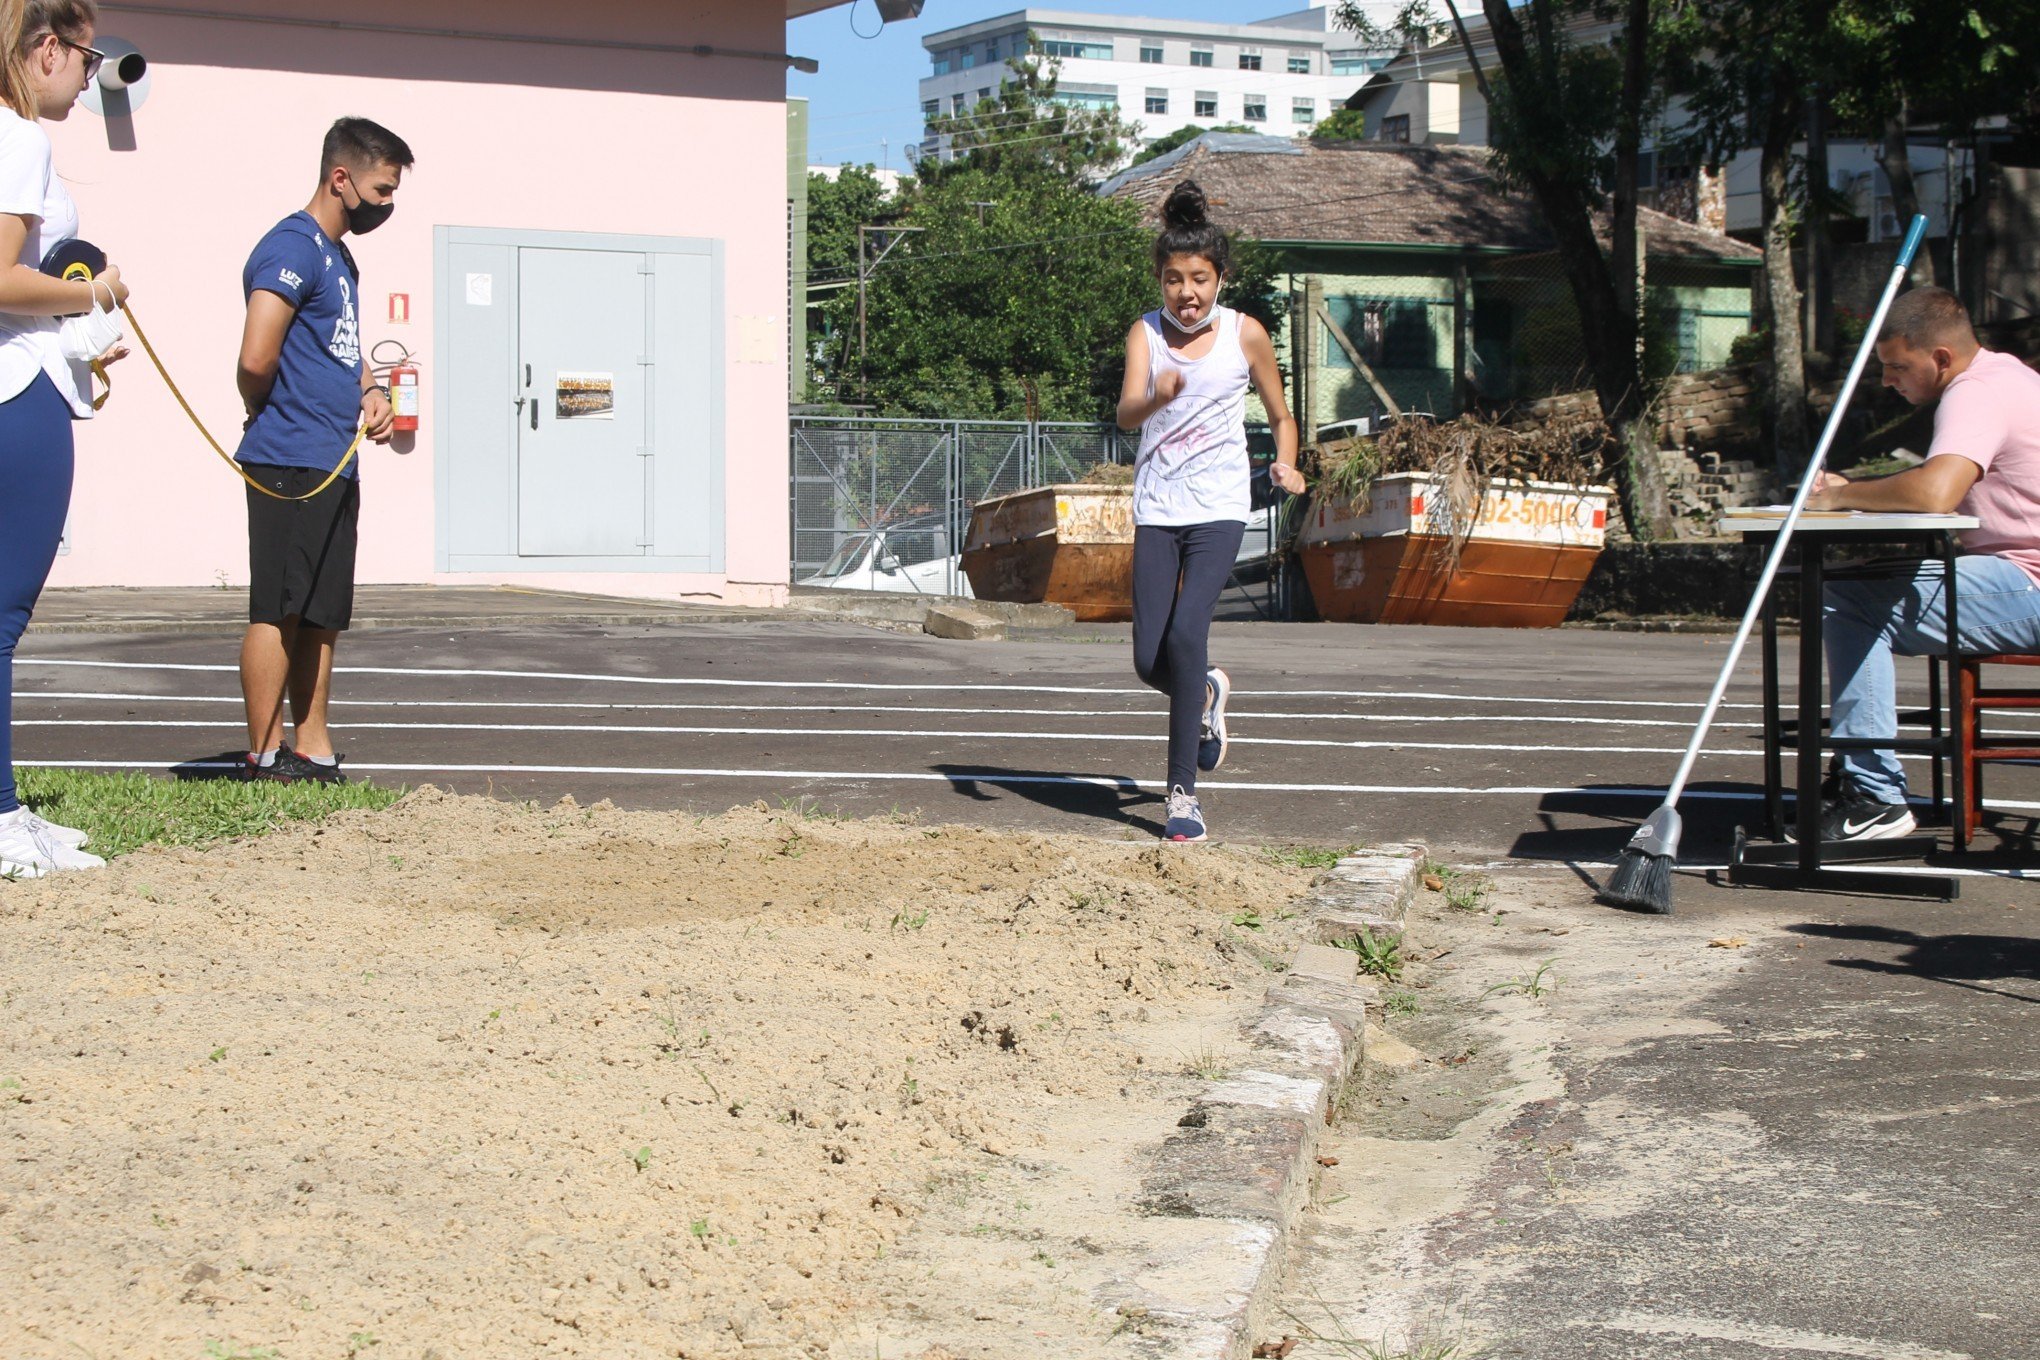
[1289,942,1358,986]
[923,604,1008,641]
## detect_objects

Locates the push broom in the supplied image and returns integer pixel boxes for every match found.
[1601,213,1929,914]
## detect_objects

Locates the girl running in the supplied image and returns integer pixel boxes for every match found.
[1116,180,1303,843]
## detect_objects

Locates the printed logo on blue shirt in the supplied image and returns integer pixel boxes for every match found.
[328,275,359,367]
[278,267,303,290]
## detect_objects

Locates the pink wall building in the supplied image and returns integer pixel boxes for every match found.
[47,0,844,606]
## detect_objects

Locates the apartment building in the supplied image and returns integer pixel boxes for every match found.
[917,2,1405,161]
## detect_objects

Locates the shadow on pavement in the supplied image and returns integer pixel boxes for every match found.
[928,764,1165,836]
[1505,783,1765,863]
[1790,920,2040,1005]
[170,751,247,782]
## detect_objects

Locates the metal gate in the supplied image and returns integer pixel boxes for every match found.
[789,417,1286,615]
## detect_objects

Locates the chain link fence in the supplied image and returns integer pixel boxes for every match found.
[790,418,1287,615]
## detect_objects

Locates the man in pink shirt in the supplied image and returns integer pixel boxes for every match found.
[1798,286,2040,840]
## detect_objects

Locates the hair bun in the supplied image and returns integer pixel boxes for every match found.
[1161,180,1209,230]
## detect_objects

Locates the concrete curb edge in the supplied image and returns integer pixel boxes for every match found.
[1102,840,1428,1357]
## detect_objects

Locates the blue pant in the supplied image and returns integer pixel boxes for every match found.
[1825,553,2040,804]
[1132,520,1244,794]
[0,374,74,813]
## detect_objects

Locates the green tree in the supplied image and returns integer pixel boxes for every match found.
[806,165,893,281]
[816,50,1286,421]
[1130,122,1256,167]
[1345,0,1674,538]
[1310,107,1370,142]
[804,165,899,401]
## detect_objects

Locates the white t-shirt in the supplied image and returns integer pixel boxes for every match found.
[0,106,90,417]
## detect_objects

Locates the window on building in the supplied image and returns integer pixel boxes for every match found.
[1239,48,1262,71]
[977,87,991,103]
[985,41,999,64]
[1140,42,1163,63]
[951,93,967,114]
[1145,88,1169,114]
[1288,53,1312,74]
[1190,45,1214,67]
[1194,91,1218,118]
[1050,86,1120,110]
[1041,38,1113,61]
[1324,296,1440,371]
[1293,97,1315,124]
[960,51,975,69]
[921,98,938,123]
[1243,94,1267,122]
[931,58,950,75]
[1381,113,1410,143]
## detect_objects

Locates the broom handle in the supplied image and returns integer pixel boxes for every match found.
[1663,214,1929,807]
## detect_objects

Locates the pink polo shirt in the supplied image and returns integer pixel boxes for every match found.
[1932,348,2040,584]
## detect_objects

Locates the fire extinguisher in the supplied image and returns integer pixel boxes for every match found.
[373,339,421,433]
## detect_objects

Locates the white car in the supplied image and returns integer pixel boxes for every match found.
[797,530,973,597]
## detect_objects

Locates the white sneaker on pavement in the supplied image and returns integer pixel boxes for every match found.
[0,807,107,878]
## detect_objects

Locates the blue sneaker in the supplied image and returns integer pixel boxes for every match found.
[1198,667,1231,772]
[1164,785,1208,843]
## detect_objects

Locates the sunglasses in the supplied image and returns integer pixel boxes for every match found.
[55,35,105,80]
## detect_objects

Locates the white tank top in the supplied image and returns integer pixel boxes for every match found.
[1134,304,1252,526]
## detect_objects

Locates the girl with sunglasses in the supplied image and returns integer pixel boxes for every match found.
[0,0,130,876]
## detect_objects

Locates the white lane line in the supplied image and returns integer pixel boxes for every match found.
[1589,1311,1974,1360]
[20,716,1975,763]
[14,658,1772,708]
[36,687,2024,732]
[0,716,1751,757]
[1503,859,2040,881]
[2,759,1782,798]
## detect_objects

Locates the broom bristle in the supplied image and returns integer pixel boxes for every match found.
[1600,846,1674,913]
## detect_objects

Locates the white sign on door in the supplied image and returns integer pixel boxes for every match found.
[465,272,494,306]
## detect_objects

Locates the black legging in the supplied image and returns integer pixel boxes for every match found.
[1131,520,1244,794]
[0,375,74,814]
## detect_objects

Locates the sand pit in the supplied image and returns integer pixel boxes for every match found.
[0,790,1324,1359]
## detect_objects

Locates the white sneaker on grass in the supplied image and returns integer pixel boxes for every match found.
[20,808,88,849]
[0,807,106,878]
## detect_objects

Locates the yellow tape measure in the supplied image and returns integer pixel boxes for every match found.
[63,261,365,502]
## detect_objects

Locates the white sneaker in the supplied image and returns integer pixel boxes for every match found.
[20,808,88,849]
[0,807,107,878]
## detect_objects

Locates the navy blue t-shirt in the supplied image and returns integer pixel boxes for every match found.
[235,212,363,475]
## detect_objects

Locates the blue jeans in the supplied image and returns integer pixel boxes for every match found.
[1824,553,2040,805]
[0,374,75,813]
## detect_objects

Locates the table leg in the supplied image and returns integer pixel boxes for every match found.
[1945,531,1966,853]
[1762,579,1783,841]
[1797,542,1824,869]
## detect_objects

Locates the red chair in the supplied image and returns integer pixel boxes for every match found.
[1955,653,2040,847]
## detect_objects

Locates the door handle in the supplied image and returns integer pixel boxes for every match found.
[524,363,532,387]
[529,398,538,431]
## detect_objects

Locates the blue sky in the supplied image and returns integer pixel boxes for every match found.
[789,1,1305,172]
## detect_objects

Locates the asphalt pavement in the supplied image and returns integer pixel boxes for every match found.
[12,612,2039,872]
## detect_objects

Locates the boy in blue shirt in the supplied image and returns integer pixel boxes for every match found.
[234,117,411,784]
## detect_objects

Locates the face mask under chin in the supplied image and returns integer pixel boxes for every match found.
[1161,304,1217,335]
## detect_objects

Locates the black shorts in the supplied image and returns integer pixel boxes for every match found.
[244,464,361,631]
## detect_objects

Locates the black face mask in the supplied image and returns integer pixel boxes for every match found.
[342,177,394,235]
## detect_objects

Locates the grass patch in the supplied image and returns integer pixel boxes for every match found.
[1261,843,1359,871]
[16,769,405,859]
[1332,928,1404,982]
[1424,860,1494,913]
